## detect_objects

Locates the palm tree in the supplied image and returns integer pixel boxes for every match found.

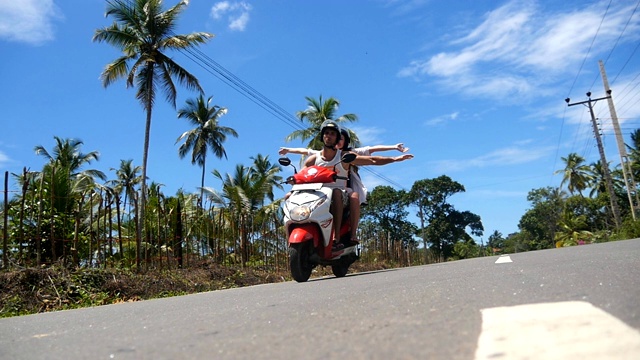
[34,137,106,263]
[110,159,142,217]
[34,137,106,181]
[249,154,283,203]
[93,0,213,268]
[176,94,238,206]
[212,160,281,266]
[285,95,359,150]
[212,165,252,265]
[554,211,593,247]
[555,153,592,196]
[626,129,640,181]
[588,160,623,199]
[108,159,142,260]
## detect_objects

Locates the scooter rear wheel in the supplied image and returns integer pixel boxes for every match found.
[331,263,349,278]
[289,242,313,282]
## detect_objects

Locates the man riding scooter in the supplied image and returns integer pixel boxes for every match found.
[303,120,413,250]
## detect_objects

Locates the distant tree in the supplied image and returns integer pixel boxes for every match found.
[34,137,105,182]
[109,159,142,216]
[518,187,566,250]
[555,153,592,196]
[210,158,281,266]
[33,137,106,263]
[249,154,283,204]
[487,230,505,254]
[627,129,640,181]
[452,238,479,260]
[408,176,483,261]
[176,94,238,207]
[554,211,593,247]
[285,96,359,150]
[361,186,410,260]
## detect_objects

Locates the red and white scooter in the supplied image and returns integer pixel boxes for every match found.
[279,154,359,282]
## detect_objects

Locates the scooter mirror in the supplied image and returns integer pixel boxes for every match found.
[278,157,291,166]
[341,152,357,163]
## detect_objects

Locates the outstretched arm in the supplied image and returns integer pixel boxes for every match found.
[367,143,409,154]
[279,147,314,156]
[351,154,414,166]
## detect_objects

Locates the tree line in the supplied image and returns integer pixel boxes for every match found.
[0,130,484,270]
[502,131,640,252]
[2,0,637,273]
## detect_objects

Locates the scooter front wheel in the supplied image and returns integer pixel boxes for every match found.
[289,242,313,282]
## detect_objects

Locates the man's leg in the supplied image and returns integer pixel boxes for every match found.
[349,192,360,242]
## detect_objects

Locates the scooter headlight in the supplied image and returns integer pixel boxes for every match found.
[290,205,312,221]
[288,195,327,221]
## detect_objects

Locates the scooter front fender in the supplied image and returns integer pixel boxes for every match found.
[289,225,321,248]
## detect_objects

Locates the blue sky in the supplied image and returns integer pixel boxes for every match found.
[1,0,640,241]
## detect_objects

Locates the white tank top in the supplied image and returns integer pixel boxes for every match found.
[314,149,349,187]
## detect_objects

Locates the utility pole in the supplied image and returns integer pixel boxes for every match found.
[599,60,640,220]
[565,93,622,229]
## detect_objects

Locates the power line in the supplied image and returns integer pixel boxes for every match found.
[567,0,612,98]
[178,46,306,132]
[589,0,640,89]
[176,47,414,189]
[360,167,407,190]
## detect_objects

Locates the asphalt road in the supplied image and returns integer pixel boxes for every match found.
[1,239,639,359]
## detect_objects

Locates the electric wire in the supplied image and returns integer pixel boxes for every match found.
[567,0,612,98]
[589,0,640,89]
[174,46,411,189]
[178,46,305,132]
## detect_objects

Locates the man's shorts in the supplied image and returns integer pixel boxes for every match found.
[332,188,350,208]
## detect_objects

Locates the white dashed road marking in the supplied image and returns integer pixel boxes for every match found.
[495,255,512,264]
[475,301,640,359]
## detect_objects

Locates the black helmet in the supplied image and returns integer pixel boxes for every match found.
[320,120,341,142]
[340,128,351,150]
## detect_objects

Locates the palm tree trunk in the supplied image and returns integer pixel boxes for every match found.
[115,195,122,261]
[98,189,104,268]
[18,168,28,265]
[138,105,152,271]
[176,200,183,268]
[73,198,84,267]
[108,194,114,268]
[417,206,428,264]
[3,171,8,268]
[36,175,44,266]
[50,167,56,263]
[200,162,206,257]
[89,191,94,267]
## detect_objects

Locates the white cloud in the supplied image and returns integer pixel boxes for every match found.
[425,111,459,126]
[211,1,231,19]
[349,125,384,145]
[229,10,250,31]
[210,1,252,32]
[432,144,555,173]
[0,0,62,45]
[383,0,431,17]
[398,1,640,101]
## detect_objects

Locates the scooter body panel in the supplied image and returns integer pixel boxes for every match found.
[281,168,359,274]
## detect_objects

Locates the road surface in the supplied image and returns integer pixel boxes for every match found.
[1,239,639,359]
